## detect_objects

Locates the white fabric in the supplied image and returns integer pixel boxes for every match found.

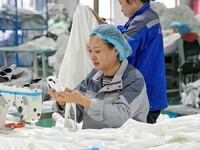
[48,3,69,22]
[52,112,82,129]
[57,4,98,131]
[0,96,9,126]
[150,2,200,33]
[164,33,180,53]
[0,105,9,126]
[164,40,177,53]
[63,103,78,131]
[181,79,200,108]
[1,114,200,149]
[58,3,98,89]
[164,33,180,48]
[48,33,69,75]
[18,36,58,51]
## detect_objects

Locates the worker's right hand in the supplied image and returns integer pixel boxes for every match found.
[85,5,105,25]
[86,5,93,13]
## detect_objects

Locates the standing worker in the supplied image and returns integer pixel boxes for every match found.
[170,21,181,33]
[87,0,168,123]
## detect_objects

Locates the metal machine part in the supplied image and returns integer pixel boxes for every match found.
[0,83,42,122]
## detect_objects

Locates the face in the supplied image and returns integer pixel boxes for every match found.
[87,35,119,72]
[171,27,178,33]
[119,0,138,18]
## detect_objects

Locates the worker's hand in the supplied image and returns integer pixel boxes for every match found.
[49,88,65,107]
[57,88,83,103]
[86,5,93,12]
[85,5,105,24]
[58,88,91,109]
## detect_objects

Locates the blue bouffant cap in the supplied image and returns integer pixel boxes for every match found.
[178,24,192,35]
[90,24,132,61]
[170,21,181,28]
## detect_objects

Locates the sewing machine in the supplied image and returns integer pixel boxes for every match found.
[0,83,42,122]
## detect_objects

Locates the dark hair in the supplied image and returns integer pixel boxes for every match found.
[103,39,114,49]
[90,34,115,49]
[126,0,150,4]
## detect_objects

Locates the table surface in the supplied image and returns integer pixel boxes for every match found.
[164,51,179,57]
[0,47,56,53]
[165,104,200,115]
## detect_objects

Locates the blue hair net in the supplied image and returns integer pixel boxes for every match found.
[170,21,181,28]
[90,24,132,61]
[178,24,192,35]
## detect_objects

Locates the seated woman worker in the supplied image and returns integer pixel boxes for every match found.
[50,24,149,129]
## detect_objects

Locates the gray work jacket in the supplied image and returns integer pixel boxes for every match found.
[52,59,149,129]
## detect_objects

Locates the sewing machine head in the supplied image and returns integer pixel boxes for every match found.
[0,83,42,123]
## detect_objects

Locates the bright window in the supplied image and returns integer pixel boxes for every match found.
[99,0,113,23]
[79,0,113,24]
[79,0,94,9]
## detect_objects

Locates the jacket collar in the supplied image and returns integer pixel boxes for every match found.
[92,59,129,84]
[121,4,150,33]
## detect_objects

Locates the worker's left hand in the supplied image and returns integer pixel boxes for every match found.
[57,88,84,104]
[49,88,66,106]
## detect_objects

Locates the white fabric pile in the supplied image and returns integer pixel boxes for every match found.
[150,2,167,17]
[18,36,58,51]
[48,33,69,75]
[163,33,180,50]
[181,79,200,108]
[1,114,200,150]
[0,7,46,29]
[150,2,200,33]
[47,3,68,22]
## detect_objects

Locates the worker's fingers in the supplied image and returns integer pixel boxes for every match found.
[49,88,59,100]
[65,87,73,93]
[86,5,92,10]
[58,92,67,97]
[49,88,55,93]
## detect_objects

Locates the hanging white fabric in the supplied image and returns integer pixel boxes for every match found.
[58,4,99,130]
[58,3,98,88]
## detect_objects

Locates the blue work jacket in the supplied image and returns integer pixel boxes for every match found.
[117,4,168,111]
